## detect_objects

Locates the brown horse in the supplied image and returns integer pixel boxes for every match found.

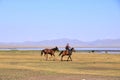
[59,47,75,61]
[41,46,59,60]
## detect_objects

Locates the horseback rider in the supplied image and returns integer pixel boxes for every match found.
[65,43,71,54]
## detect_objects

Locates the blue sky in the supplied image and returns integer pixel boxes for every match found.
[0,0,120,42]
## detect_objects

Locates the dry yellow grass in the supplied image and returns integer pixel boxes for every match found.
[0,50,120,80]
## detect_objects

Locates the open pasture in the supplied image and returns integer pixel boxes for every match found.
[0,50,120,80]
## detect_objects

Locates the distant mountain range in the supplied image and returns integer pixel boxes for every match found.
[0,38,120,48]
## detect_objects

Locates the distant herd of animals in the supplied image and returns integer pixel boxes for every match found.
[41,46,75,61]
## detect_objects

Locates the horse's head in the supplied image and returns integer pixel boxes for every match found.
[71,47,75,52]
[55,46,59,51]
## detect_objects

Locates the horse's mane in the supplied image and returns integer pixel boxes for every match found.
[51,47,56,50]
[51,47,58,51]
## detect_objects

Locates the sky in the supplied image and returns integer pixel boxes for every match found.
[0,0,120,42]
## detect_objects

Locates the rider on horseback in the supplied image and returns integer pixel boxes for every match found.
[65,43,71,54]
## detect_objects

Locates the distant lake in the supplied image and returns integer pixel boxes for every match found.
[0,47,120,50]
[0,47,120,54]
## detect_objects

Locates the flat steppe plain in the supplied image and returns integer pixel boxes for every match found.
[0,50,120,80]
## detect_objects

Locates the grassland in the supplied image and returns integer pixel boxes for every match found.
[0,50,120,80]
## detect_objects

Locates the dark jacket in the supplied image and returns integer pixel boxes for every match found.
[65,45,70,50]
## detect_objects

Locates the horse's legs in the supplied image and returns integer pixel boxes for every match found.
[53,54,55,61]
[46,54,48,61]
[61,55,64,61]
[69,55,72,61]
[67,56,70,61]
[50,54,55,61]
[49,54,52,60]
[67,55,72,61]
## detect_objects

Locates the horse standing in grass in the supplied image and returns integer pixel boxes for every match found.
[59,47,75,61]
[41,46,59,61]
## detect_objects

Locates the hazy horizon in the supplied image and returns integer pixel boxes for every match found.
[0,0,120,42]
[0,38,120,43]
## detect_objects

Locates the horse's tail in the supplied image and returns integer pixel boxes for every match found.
[59,51,63,56]
[41,50,44,56]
